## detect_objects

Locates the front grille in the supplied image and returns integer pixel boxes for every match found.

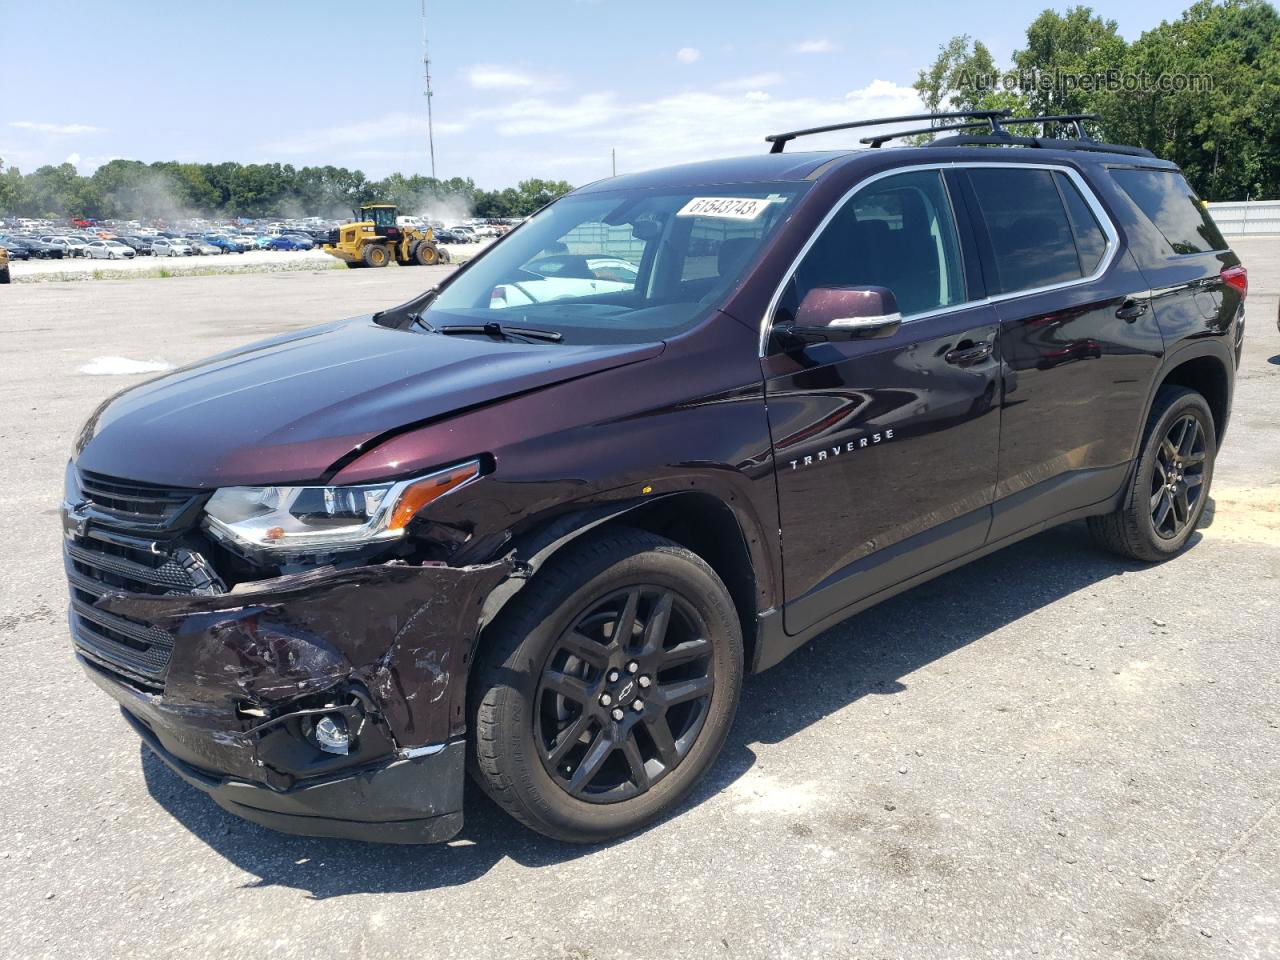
[78,470,205,530]
[66,472,224,687]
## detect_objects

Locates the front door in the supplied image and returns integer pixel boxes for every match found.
[762,168,1002,636]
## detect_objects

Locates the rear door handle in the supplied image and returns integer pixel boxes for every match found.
[945,340,993,365]
[1116,298,1149,321]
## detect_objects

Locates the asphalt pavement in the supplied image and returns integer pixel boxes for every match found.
[1,242,1277,959]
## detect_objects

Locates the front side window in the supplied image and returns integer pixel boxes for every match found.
[1110,168,1226,255]
[777,169,965,323]
[424,183,806,344]
[966,167,1088,295]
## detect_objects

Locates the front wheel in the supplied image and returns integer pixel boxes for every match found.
[471,529,743,843]
[1088,385,1216,562]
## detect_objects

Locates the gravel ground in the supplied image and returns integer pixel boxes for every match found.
[7,241,488,281]
[0,239,1277,959]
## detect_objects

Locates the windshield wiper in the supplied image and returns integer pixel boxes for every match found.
[438,322,563,343]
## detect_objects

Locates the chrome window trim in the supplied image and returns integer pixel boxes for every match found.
[758,160,1121,356]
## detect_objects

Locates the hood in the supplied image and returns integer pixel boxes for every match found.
[77,316,662,487]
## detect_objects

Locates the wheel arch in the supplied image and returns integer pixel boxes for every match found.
[1146,344,1232,449]
[477,492,764,675]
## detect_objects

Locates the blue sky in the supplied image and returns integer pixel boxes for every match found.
[2,0,1185,188]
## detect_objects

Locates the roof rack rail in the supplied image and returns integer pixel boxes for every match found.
[863,112,1105,148]
[765,110,1010,153]
[925,133,1156,159]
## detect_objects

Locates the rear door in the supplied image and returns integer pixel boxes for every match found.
[763,168,1001,635]
[1105,166,1242,363]
[958,164,1164,540]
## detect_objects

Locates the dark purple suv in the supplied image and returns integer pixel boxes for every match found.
[64,113,1248,844]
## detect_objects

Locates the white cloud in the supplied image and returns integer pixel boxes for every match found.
[470,80,922,174]
[790,38,838,54]
[261,113,468,155]
[716,72,784,91]
[10,120,106,135]
[675,47,701,64]
[465,64,543,90]
[64,152,81,166]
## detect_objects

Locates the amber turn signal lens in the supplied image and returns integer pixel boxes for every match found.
[387,462,481,532]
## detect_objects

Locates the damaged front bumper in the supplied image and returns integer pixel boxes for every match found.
[74,557,514,844]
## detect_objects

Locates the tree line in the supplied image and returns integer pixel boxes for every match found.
[0,158,574,222]
[914,0,1280,200]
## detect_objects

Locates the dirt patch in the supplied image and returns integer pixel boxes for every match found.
[1198,486,1280,547]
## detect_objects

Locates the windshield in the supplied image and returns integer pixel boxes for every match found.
[422,182,807,344]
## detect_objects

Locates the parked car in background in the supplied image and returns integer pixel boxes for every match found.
[433,229,465,244]
[0,238,31,260]
[84,240,137,260]
[185,238,222,256]
[6,236,62,258]
[266,234,311,250]
[204,235,246,253]
[152,238,194,257]
[41,236,89,258]
[117,236,154,256]
[281,232,316,249]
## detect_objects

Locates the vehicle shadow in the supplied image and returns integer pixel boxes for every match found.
[141,518,1157,898]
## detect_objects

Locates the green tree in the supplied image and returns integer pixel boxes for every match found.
[1013,7,1128,116]
[912,36,1029,141]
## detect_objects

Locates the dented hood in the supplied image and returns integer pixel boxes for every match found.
[77,316,662,487]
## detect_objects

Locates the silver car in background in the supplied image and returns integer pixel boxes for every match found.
[84,240,137,260]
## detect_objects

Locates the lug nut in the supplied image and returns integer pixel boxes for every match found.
[627,661,639,674]
[638,675,651,689]
[607,669,620,683]
[632,699,645,712]
[611,707,625,721]
[599,693,613,707]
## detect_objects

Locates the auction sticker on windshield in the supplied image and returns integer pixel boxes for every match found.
[676,197,773,220]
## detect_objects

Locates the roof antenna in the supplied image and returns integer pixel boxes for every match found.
[421,0,437,179]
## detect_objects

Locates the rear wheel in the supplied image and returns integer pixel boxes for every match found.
[344,260,363,269]
[1089,385,1215,562]
[471,529,743,843]
[0,265,10,284]
[362,243,390,268]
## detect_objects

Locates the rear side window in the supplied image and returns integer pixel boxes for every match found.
[785,169,965,318]
[966,168,1091,295]
[1110,168,1226,254]
[1056,173,1108,275]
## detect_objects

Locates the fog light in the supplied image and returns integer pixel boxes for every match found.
[314,715,349,755]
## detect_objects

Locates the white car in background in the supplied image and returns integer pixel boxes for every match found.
[488,254,639,308]
[152,238,194,257]
[84,240,136,260]
[41,236,90,258]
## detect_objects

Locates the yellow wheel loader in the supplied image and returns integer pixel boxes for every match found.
[321,203,443,269]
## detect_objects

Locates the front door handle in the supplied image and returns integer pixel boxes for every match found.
[1116,298,1149,321]
[945,340,993,365]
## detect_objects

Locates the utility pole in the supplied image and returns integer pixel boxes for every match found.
[421,0,437,180]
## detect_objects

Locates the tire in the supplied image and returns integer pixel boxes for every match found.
[344,260,362,269]
[0,266,10,284]
[414,241,439,266]
[1088,385,1216,562]
[362,243,390,268]
[471,528,743,843]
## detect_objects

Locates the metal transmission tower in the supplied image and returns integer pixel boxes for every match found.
[421,0,437,179]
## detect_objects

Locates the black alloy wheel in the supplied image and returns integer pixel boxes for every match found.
[1150,414,1207,540]
[534,585,715,802]
[471,529,742,843]
[1089,385,1216,562]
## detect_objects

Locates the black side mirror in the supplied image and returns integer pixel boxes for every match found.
[779,285,902,344]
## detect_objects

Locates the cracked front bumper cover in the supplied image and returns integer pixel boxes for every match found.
[79,558,513,842]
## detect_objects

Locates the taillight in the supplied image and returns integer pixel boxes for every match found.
[1221,265,1247,299]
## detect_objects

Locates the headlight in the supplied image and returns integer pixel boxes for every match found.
[203,460,480,555]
